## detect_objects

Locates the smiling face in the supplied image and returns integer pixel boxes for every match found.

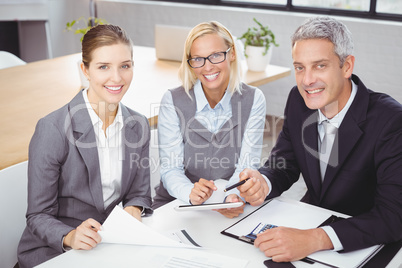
[82,42,133,108]
[292,39,354,118]
[189,33,234,96]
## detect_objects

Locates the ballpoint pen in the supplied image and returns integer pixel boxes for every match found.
[224,178,250,192]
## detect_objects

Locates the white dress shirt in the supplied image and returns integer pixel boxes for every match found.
[158,80,266,203]
[82,89,124,209]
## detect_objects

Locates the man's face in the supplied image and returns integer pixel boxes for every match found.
[292,39,354,118]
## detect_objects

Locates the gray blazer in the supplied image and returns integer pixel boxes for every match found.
[18,91,152,268]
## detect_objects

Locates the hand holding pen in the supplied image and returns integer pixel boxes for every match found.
[224,178,251,192]
[237,169,270,206]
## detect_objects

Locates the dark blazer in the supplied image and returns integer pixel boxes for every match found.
[18,91,153,268]
[260,75,402,252]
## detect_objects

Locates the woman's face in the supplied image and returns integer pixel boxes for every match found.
[189,33,234,94]
[82,43,133,107]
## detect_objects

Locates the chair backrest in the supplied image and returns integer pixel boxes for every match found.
[0,51,26,69]
[0,161,28,268]
[149,129,160,198]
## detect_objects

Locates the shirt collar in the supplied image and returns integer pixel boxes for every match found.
[318,79,358,128]
[82,88,123,130]
[194,80,231,113]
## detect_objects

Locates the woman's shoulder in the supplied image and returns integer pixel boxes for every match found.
[162,85,189,104]
[39,90,84,125]
[37,102,70,129]
[120,103,150,130]
[235,82,264,99]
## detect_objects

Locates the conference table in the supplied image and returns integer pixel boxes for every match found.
[0,46,291,170]
[36,196,402,268]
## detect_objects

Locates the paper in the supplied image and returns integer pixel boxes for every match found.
[134,247,249,268]
[222,198,383,268]
[99,205,197,248]
[165,229,201,247]
[36,242,249,268]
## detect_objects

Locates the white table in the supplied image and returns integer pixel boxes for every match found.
[36,197,402,268]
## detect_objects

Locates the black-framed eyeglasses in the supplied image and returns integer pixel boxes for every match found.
[187,47,231,68]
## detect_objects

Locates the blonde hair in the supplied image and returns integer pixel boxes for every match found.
[179,21,243,95]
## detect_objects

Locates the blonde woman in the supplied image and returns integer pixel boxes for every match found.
[153,21,266,218]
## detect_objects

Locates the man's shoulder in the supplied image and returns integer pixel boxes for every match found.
[367,90,402,114]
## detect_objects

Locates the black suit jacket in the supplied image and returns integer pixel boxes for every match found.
[260,75,402,252]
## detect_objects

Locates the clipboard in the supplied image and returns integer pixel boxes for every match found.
[221,198,384,268]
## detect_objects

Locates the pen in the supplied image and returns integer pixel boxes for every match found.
[224,178,250,192]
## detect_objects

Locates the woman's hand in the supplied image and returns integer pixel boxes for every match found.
[63,218,102,250]
[124,206,143,222]
[215,194,245,218]
[189,178,217,205]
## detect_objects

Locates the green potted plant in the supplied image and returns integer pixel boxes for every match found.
[65,16,108,42]
[239,18,279,72]
[65,17,107,88]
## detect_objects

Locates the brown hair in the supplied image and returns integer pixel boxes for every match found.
[82,24,133,67]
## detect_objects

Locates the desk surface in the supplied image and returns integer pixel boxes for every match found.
[36,196,402,268]
[0,46,290,170]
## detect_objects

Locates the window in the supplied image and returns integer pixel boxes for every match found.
[377,0,402,15]
[155,0,402,21]
[292,0,370,11]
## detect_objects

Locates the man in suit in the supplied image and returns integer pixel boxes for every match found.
[238,16,402,262]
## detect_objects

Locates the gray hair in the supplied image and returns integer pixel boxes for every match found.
[291,16,354,67]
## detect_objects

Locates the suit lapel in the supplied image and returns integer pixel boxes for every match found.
[69,91,104,213]
[120,104,140,195]
[321,118,363,197]
[320,75,368,199]
[301,110,322,199]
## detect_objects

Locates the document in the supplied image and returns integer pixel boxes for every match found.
[134,247,249,268]
[99,205,197,248]
[222,198,383,268]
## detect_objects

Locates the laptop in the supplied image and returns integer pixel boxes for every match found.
[154,24,191,62]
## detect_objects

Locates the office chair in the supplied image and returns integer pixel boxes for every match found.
[0,161,28,268]
[149,128,161,198]
[0,51,26,69]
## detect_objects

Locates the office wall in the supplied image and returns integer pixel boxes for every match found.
[94,0,402,117]
[48,0,402,116]
[46,0,92,57]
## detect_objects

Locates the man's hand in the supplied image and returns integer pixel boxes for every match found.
[238,169,269,206]
[124,206,143,222]
[189,178,217,205]
[215,194,245,218]
[63,218,102,250]
[254,227,334,262]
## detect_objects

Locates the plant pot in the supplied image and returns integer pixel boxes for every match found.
[245,45,273,72]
